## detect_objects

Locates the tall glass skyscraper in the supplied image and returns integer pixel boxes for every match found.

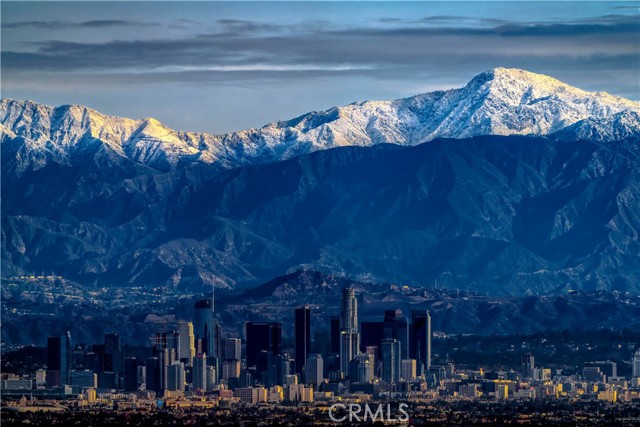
[410,309,432,375]
[295,306,311,375]
[104,333,122,387]
[245,321,282,382]
[381,338,401,384]
[194,299,215,358]
[47,331,71,387]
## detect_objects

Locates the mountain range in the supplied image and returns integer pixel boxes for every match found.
[2,68,639,294]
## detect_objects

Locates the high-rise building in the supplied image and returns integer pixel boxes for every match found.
[70,370,97,388]
[305,354,323,386]
[521,354,535,379]
[167,362,185,392]
[410,310,431,375]
[295,306,311,375]
[61,331,71,386]
[496,384,509,399]
[206,365,217,392]
[365,346,377,379]
[313,331,331,361]
[124,357,138,392]
[193,354,207,391]
[275,354,291,387]
[104,333,122,388]
[585,361,617,380]
[46,336,62,388]
[177,321,196,366]
[330,316,340,355]
[158,348,169,392]
[401,359,417,382]
[361,322,384,359]
[222,360,241,380]
[224,338,242,361]
[341,288,358,331]
[349,352,372,384]
[381,339,401,384]
[634,349,640,378]
[194,299,216,359]
[384,310,409,359]
[137,365,146,389]
[145,357,160,392]
[340,288,359,375]
[46,331,71,387]
[246,322,282,381]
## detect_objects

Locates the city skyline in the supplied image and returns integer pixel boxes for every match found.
[3,287,640,411]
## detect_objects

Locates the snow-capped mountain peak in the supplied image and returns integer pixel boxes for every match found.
[2,68,639,173]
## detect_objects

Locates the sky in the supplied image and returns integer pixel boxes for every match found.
[2,1,639,134]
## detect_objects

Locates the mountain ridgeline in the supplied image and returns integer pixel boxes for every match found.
[2,68,640,295]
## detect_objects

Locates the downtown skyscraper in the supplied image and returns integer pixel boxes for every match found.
[339,287,359,375]
[294,306,311,376]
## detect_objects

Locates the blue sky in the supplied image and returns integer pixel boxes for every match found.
[2,1,639,133]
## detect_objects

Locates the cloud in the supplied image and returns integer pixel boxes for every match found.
[2,13,639,101]
[2,20,164,30]
[215,19,283,34]
[378,15,508,26]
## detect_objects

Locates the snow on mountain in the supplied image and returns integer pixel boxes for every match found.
[2,68,639,174]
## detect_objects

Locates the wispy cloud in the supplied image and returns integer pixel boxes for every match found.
[4,14,638,75]
[2,20,164,30]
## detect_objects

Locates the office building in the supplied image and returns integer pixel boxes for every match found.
[124,357,138,392]
[61,331,71,386]
[222,360,241,380]
[340,288,359,375]
[349,352,373,384]
[224,338,242,361]
[295,306,311,375]
[104,333,122,388]
[167,362,185,392]
[401,359,417,382]
[194,299,216,359]
[46,331,71,387]
[313,331,331,361]
[410,310,432,374]
[384,310,409,359]
[585,361,617,380]
[361,322,384,359]
[521,354,535,379]
[330,316,340,355]
[381,339,401,384]
[206,365,216,392]
[70,370,97,388]
[98,372,117,389]
[305,353,323,387]
[496,384,509,399]
[145,357,160,393]
[246,322,281,382]
[46,336,62,388]
[459,383,480,398]
[246,322,281,368]
[177,321,196,366]
[583,366,605,383]
[193,354,207,391]
[633,349,640,378]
